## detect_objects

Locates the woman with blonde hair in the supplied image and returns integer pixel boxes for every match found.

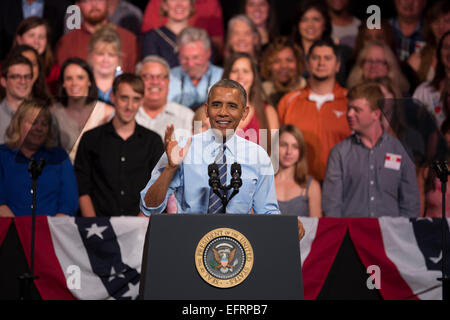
[88,24,123,105]
[275,124,321,217]
[0,99,78,217]
[347,41,410,95]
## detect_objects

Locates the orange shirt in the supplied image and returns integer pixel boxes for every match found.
[278,83,350,182]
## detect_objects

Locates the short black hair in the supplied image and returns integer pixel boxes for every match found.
[307,38,340,60]
[208,79,247,107]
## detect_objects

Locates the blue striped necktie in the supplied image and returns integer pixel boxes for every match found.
[208,144,227,213]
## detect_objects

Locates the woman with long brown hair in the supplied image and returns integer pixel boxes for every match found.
[275,124,321,217]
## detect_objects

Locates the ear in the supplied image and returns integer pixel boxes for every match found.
[373,108,382,121]
[16,35,23,45]
[0,77,6,89]
[335,60,341,73]
[241,105,250,122]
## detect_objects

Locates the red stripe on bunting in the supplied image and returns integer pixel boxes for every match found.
[348,218,418,300]
[0,218,12,247]
[15,216,76,300]
[302,218,348,300]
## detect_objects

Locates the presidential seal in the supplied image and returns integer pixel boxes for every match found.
[195,228,254,288]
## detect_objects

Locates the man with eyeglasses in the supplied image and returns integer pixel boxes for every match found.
[135,55,194,140]
[167,27,223,110]
[0,55,34,143]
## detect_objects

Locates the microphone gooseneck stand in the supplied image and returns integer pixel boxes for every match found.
[19,158,45,300]
[208,162,242,213]
[432,160,450,301]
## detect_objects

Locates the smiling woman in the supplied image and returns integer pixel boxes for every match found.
[0,99,78,218]
[52,57,114,162]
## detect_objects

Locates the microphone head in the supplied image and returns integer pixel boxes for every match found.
[231,162,241,175]
[208,163,219,176]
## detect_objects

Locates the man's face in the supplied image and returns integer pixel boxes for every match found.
[394,0,426,21]
[179,41,211,80]
[140,61,169,109]
[347,98,380,134]
[78,0,108,25]
[0,64,33,101]
[111,82,142,125]
[205,87,249,137]
[307,45,340,81]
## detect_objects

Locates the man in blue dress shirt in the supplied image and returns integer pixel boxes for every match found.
[167,27,223,110]
[140,79,280,215]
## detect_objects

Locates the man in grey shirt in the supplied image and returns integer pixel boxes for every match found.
[322,82,420,217]
[0,55,34,144]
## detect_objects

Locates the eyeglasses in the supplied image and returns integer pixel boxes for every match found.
[363,59,387,66]
[141,74,169,81]
[7,74,33,81]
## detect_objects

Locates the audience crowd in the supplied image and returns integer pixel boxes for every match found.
[1,0,450,219]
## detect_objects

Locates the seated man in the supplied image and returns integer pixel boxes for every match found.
[75,73,164,217]
[322,82,420,217]
[167,27,223,110]
[135,55,194,140]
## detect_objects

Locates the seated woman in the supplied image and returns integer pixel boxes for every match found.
[420,79,450,217]
[222,52,279,153]
[88,24,123,105]
[225,15,261,62]
[413,31,450,128]
[0,99,78,217]
[291,0,352,86]
[141,0,194,68]
[275,124,321,217]
[52,57,114,163]
[243,0,279,51]
[347,41,410,95]
[260,36,306,108]
[14,16,60,95]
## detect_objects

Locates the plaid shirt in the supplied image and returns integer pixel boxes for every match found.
[389,17,425,61]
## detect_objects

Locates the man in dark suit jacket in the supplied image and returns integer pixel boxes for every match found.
[0,0,73,60]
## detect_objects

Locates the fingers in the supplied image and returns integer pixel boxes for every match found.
[164,124,174,145]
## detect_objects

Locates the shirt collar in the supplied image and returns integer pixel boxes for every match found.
[203,128,238,158]
[352,130,387,148]
[105,120,143,139]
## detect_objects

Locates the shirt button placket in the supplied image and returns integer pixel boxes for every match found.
[369,149,376,218]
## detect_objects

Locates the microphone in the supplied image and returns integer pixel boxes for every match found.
[230,162,242,191]
[208,163,220,191]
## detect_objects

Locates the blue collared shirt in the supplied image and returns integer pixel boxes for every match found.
[0,144,79,216]
[140,129,280,215]
[168,64,223,109]
[22,0,44,18]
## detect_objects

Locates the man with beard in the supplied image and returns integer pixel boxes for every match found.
[277,39,350,182]
[56,0,138,73]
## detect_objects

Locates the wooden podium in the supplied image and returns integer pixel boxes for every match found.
[139,214,303,300]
